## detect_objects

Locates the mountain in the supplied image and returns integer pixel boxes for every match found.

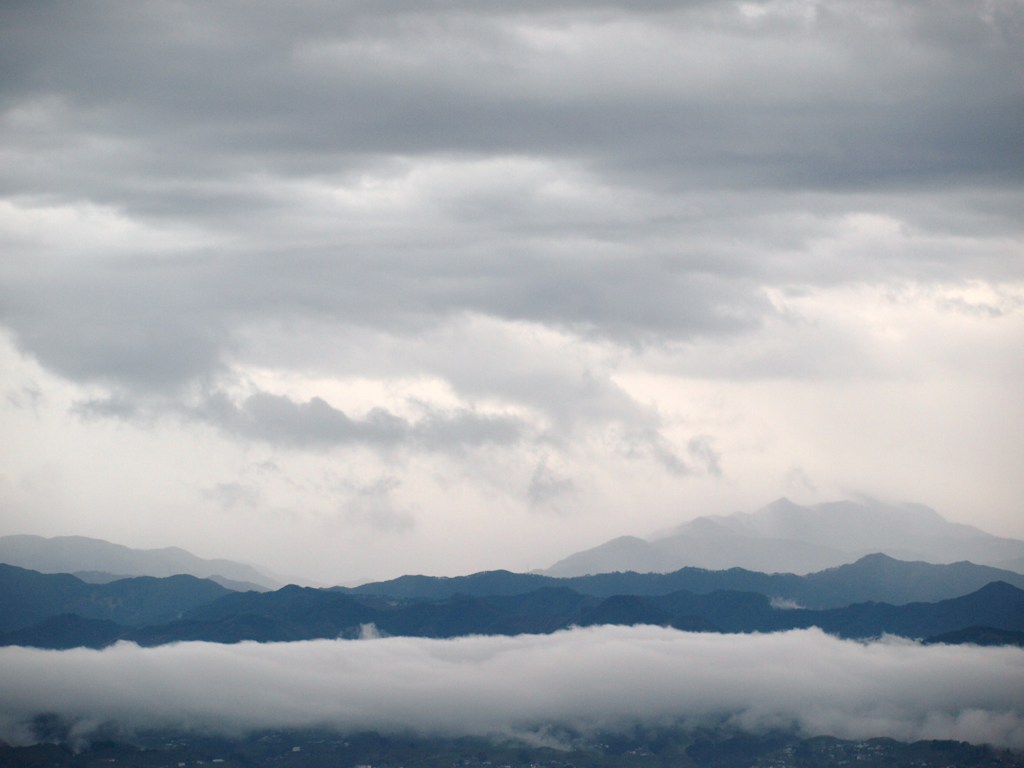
[805,581,1024,639]
[337,569,551,599]
[0,534,280,590]
[0,563,234,632]
[799,553,1024,607]
[573,581,1024,639]
[0,614,126,650]
[923,625,1024,647]
[544,499,1024,576]
[338,569,552,599]
[6,563,1023,648]
[341,554,1024,609]
[125,585,598,645]
[125,587,380,645]
[71,569,269,592]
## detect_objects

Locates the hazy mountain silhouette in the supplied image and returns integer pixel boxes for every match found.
[0,534,280,590]
[544,499,1024,576]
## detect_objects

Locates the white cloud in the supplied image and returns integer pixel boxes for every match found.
[1,628,1023,749]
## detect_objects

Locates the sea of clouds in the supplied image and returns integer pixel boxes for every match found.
[2,626,1023,749]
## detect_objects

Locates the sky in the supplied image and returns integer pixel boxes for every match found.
[1,0,1022,585]
[2,627,1024,748]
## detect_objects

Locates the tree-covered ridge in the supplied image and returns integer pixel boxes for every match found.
[2,560,1024,649]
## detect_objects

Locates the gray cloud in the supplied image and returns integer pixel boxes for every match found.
[0,628,1023,749]
[342,475,416,533]
[73,388,526,456]
[195,391,524,451]
[1,0,1020,401]
[3,382,42,414]
[0,256,229,392]
[687,435,721,478]
[201,482,261,512]
[528,458,576,507]
[3,1,1019,195]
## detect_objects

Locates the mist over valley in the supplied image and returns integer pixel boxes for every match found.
[3,500,1024,765]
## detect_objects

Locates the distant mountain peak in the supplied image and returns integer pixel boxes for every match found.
[544,499,1024,577]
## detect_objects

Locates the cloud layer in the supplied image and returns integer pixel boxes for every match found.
[1,0,1022,581]
[3,0,1020,393]
[2,627,1023,749]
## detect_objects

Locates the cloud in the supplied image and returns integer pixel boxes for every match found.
[201,482,261,512]
[193,391,525,452]
[0,627,1022,749]
[342,476,416,533]
[528,458,576,507]
[1,0,1020,399]
[687,435,722,477]
[75,388,526,454]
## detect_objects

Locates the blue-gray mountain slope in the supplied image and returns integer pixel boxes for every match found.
[544,499,1024,576]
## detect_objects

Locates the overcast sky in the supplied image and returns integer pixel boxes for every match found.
[1,0,1022,584]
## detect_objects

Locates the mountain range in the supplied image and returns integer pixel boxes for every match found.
[4,498,1024,650]
[0,534,280,590]
[544,498,1024,576]
[3,556,1024,650]
[340,553,1024,609]
[7,499,1022,590]
[123,580,1024,646]
[0,563,233,633]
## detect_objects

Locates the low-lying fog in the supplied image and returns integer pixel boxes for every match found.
[2,626,1022,749]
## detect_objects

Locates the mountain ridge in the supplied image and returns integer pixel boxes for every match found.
[0,563,235,632]
[0,534,281,590]
[6,576,1022,649]
[4,557,1024,649]
[341,552,1024,609]
[545,499,1024,576]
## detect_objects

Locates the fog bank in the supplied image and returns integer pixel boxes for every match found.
[1,627,1023,748]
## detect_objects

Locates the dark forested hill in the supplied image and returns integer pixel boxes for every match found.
[7,578,1023,649]
[339,554,1024,609]
[0,563,233,632]
[0,614,126,649]
[807,580,1024,639]
[4,561,1024,649]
